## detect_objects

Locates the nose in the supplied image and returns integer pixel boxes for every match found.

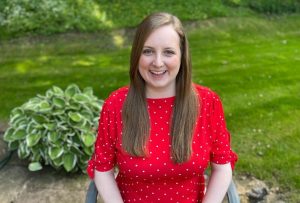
[152,54,164,68]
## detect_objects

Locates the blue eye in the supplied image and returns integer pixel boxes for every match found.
[164,50,175,56]
[142,49,153,55]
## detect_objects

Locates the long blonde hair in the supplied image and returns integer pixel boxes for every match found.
[122,12,199,163]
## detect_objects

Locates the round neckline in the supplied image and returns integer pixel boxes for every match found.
[146,96,175,101]
[146,96,176,106]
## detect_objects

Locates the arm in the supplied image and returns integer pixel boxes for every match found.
[202,163,232,203]
[94,169,124,203]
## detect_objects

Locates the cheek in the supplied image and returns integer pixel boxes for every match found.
[139,56,151,69]
[167,57,181,70]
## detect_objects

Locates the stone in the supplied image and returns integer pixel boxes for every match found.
[247,187,268,202]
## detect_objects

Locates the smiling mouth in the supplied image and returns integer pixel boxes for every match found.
[149,70,167,76]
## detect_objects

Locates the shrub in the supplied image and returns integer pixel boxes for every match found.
[0,0,111,37]
[3,84,103,173]
[241,0,300,14]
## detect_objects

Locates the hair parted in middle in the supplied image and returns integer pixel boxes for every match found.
[122,12,199,163]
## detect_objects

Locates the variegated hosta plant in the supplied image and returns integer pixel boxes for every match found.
[3,84,103,173]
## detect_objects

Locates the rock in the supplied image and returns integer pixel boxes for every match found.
[247,187,268,202]
[234,175,288,203]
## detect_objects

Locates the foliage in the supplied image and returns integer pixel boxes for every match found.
[1,14,299,200]
[3,84,103,173]
[0,0,111,38]
[1,0,300,39]
[0,0,242,39]
[243,0,300,14]
[223,0,300,14]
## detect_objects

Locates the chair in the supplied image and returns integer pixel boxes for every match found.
[85,179,240,203]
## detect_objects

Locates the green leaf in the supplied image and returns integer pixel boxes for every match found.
[18,143,30,159]
[11,117,27,128]
[91,101,103,112]
[46,89,54,97]
[13,129,27,140]
[34,97,45,103]
[70,145,82,155]
[43,123,55,131]
[57,124,68,131]
[3,128,15,142]
[22,101,38,112]
[52,156,63,167]
[81,110,93,120]
[26,133,41,147]
[65,84,80,99]
[68,112,82,122]
[81,132,96,147]
[48,131,60,143]
[28,162,43,171]
[8,140,19,150]
[31,152,41,162]
[39,101,51,112]
[73,94,90,103]
[78,161,87,171]
[52,86,64,96]
[10,113,22,124]
[31,145,40,155]
[83,87,93,96]
[63,152,77,172]
[80,153,90,164]
[32,114,48,124]
[83,146,93,156]
[68,101,81,110]
[11,107,24,117]
[53,97,65,108]
[49,147,64,160]
[52,109,65,115]
[25,121,35,133]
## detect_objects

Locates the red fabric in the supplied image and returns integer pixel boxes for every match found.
[87,84,237,202]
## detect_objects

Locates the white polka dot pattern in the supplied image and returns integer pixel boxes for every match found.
[87,84,237,202]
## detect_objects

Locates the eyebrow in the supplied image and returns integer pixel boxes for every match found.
[143,46,176,50]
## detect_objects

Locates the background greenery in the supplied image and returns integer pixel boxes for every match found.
[0,0,299,202]
[1,0,300,39]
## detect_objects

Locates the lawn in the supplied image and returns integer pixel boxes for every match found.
[0,14,299,201]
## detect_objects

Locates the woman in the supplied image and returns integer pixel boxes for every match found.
[87,12,237,203]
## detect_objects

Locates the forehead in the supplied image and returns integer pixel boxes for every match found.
[144,25,180,48]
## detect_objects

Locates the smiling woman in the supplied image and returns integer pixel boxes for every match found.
[138,25,181,98]
[87,12,237,203]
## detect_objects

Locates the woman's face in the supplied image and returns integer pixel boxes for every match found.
[138,25,181,98]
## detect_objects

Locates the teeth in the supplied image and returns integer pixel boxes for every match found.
[150,70,166,75]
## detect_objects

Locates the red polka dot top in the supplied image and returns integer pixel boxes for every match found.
[87,84,238,202]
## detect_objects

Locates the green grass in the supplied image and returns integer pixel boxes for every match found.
[188,15,300,201]
[0,14,299,201]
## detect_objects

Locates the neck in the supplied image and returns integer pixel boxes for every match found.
[145,85,176,99]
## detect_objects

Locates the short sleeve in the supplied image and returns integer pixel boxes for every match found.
[210,93,238,169]
[86,100,117,179]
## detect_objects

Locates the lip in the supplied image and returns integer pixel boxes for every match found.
[149,70,167,75]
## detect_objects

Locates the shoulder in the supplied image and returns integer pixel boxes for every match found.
[193,83,220,102]
[103,86,129,110]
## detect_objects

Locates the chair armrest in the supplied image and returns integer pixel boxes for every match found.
[226,180,240,203]
[85,180,98,203]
